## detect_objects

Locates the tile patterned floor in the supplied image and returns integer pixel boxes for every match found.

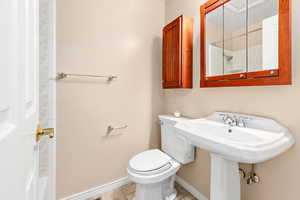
[88,183,197,200]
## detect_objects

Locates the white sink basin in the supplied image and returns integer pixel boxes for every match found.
[174,112,295,200]
[175,112,294,163]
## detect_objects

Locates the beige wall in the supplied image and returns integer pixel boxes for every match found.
[57,0,165,198]
[164,0,300,199]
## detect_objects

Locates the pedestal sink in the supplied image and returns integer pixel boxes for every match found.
[174,112,295,200]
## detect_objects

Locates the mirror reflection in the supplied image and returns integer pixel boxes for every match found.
[206,6,224,76]
[223,0,247,75]
[205,0,279,78]
[248,0,278,72]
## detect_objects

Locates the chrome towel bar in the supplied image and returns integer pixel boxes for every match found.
[56,72,117,82]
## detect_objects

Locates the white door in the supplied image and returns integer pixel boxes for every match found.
[0,0,54,200]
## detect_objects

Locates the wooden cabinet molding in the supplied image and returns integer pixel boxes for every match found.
[163,15,194,89]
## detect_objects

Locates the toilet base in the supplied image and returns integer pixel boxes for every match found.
[165,190,177,200]
[133,175,177,200]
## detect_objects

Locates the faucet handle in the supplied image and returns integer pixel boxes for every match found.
[237,119,246,128]
[219,113,229,121]
[237,116,251,127]
[223,115,236,126]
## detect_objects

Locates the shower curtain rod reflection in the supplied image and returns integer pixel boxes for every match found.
[56,72,118,82]
[212,27,262,46]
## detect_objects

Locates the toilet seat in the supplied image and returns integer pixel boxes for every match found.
[128,149,172,176]
[127,149,181,185]
[129,163,172,176]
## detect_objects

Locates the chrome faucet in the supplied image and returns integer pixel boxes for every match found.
[221,114,236,126]
[220,114,250,128]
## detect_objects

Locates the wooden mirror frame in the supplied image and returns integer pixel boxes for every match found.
[200,0,291,88]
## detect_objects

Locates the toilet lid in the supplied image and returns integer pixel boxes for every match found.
[129,149,172,173]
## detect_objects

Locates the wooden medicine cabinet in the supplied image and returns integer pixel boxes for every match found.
[200,0,291,87]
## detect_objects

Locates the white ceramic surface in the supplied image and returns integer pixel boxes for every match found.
[175,112,295,163]
[129,149,172,173]
[175,112,295,200]
[127,115,195,200]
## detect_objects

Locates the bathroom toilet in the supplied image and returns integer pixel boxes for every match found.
[127,115,195,200]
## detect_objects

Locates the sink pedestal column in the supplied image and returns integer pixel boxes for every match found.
[210,154,240,200]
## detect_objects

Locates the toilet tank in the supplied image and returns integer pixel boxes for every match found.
[159,115,195,164]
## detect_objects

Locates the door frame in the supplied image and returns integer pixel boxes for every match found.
[47,0,56,199]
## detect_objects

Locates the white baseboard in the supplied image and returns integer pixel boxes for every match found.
[175,175,208,200]
[61,175,208,200]
[61,177,130,200]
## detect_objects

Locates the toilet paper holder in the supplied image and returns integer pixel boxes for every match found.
[106,125,128,135]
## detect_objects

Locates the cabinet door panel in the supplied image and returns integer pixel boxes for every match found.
[163,18,182,88]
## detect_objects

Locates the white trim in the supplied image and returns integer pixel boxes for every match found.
[60,175,207,200]
[48,0,56,199]
[175,176,208,200]
[61,177,130,200]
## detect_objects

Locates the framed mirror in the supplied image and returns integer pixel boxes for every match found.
[200,0,291,87]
